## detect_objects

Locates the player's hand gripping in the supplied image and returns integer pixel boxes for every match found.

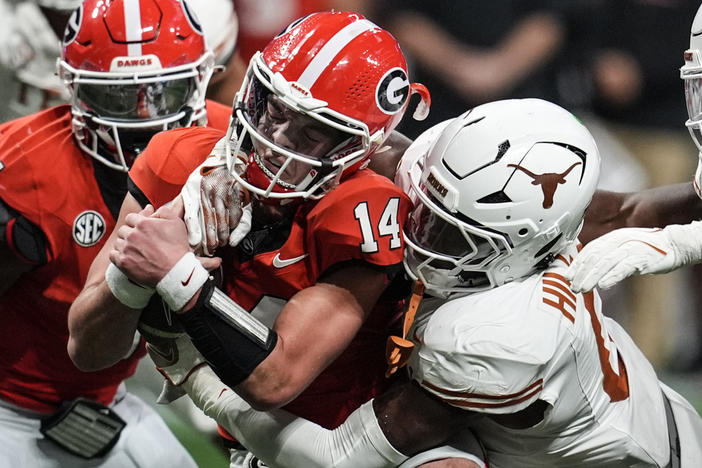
[565,221,702,292]
[110,202,221,288]
[181,138,251,256]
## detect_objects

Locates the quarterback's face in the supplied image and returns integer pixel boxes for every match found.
[254,94,344,185]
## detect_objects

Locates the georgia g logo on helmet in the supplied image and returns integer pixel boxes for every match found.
[376,67,410,115]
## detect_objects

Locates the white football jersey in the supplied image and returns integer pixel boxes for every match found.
[407,243,702,467]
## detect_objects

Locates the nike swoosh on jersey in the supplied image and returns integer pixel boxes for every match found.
[272,253,309,268]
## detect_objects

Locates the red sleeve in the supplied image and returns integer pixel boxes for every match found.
[306,170,411,274]
[204,99,232,131]
[128,126,225,208]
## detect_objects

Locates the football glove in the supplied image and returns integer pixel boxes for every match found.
[565,221,702,292]
[146,332,206,406]
[182,137,251,256]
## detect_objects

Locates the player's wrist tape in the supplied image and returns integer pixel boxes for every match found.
[156,252,209,311]
[105,263,154,309]
[179,278,277,388]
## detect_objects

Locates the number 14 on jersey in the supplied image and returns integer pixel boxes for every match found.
[354,198,402,253]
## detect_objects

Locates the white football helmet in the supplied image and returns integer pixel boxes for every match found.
[399,99,601,297]
[681,4,702,197]
[187,0,238,67]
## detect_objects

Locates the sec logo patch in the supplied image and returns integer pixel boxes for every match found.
[73,211,106,247]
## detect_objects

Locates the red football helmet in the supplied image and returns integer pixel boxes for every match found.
[226,11,430,200]
[58,0,215,171]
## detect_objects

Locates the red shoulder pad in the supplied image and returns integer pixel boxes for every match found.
[205,99,232,131]
[129,127,225,208]
[0,106,72,166]
[306,170,411,273]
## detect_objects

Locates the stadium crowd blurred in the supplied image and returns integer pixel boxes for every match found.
[1,0,701,466]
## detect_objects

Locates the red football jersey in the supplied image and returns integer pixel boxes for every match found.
[0,105,142,413]
[130,126,412,428]
[203,99,232,133]
[0,102,230,413]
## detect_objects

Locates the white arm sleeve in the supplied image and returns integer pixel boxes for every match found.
[183,366,408,468]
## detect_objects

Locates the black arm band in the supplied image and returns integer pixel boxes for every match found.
[178,278,277,388]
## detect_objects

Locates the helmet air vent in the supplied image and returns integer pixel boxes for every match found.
[476,191,512,204]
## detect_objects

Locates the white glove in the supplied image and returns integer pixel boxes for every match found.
[146,333,206,388]
[181,137,250,256]
[565,221,702,292]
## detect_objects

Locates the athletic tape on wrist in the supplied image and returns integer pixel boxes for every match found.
[105,262,154,309]
[156,252,209,311]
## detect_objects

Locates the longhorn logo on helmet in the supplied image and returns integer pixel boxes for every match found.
[508,162,582,209]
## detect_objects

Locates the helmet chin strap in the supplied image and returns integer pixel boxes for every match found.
[293,157,337,195]
[251,147,341,198]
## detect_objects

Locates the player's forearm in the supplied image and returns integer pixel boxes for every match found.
[184,366,408,468]
[171,278,299,410]
[623,182,702,228]
[235,282,367,410]
[68,280,142,371]
[231,342,300,410]
[367,130,413,180]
